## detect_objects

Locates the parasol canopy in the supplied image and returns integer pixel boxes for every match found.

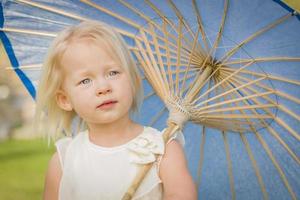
[1,0,300,199]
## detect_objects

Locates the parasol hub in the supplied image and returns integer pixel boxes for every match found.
[165,95,192,129]
[186,66,213,102]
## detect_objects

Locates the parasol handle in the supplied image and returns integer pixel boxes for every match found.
[121,122,179,200]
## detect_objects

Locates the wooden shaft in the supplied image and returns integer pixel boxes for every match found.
[122,164,152,200]
[121,123,179,200]
[186,66,213,102]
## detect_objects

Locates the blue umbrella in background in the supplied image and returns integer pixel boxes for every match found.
[1,0,300,199]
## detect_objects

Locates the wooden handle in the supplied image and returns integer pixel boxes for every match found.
[121,123,179,200]
[122,164,152,200]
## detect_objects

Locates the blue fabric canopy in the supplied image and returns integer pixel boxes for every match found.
[1,1,299,199]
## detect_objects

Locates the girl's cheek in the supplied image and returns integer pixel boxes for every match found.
[85,87,96,96]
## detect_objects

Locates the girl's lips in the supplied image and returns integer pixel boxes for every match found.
[97,100,118,108]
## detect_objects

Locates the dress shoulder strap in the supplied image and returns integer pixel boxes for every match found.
[55,137,72,169]
[166,130,185,146]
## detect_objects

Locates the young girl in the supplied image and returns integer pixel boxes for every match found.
[36,20,197,200]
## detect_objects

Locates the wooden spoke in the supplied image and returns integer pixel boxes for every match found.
[222,131,236,200]
[162,20,175,93]
[195,119,249,132]
[16,0,86,21]
[166,0,207,57]
[196,126,206,192]
[139,30,169,96]
[221,81,268,199]
[144,72,196,100]
[266,125,300,165]
[222,73,300,141]
[14,0,137,40]
[5,64,42,71]
[198,104,276,115]
[240,133,269,200]
[192,0,209,51]
[220,81,296,199]
[148,23,170,92]
[220,80,297,200]
[149,107,167,126]
[255,132,297,200]
[211,0,229,65]
[224,57,300,65]
[130,47,192,66]
[144,0,199,54]
[217,77,262,130]
[119,0,198,60]
[219,12,293,63]
[191,61,254,104]
[195,76,266,108]
[222,67,300,86]
[276,91,300,104]
[196,91,274,111]
[202,114,273,119]
[180,25,201,96]
[81,0,195,59]
[134,39,164,98]
[222,71,300,123]
[0,27,57,37]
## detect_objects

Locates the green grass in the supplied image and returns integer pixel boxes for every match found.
[0,138,55,200]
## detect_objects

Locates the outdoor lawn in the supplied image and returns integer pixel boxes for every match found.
[0,138,55,200]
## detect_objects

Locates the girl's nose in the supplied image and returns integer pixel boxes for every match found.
[95,81,112,96]
[96,88,111,95]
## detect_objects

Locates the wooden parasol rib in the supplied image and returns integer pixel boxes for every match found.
[223,57,300,65]
[221,74,300,163]
[220,80,269,200]
[221,70,300,124]
[220,78,298,200]
[219,12,293,64]
[15,0,198,64]
[222,71,300,141]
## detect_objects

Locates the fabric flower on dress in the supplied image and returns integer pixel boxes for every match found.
[127,132,164,164]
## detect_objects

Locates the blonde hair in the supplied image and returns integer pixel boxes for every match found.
[35,20,143,140]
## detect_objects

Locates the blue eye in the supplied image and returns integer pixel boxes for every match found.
[79,78,91,85]
[108,71,120,76]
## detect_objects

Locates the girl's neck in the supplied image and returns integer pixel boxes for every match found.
[86,115,143,147]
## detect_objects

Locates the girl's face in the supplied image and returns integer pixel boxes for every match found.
[57,39,134,126]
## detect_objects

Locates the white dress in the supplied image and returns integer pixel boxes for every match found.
[55,126,184,200]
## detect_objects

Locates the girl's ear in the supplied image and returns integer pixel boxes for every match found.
[56,90,73,111]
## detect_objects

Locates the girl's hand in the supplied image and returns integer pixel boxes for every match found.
[159,140,197,200]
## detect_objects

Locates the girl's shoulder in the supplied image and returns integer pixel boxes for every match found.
[127,126,185,199]
[54,131,87,167]
[126,126,185,164]
[162,128,185,147]
[55,137,72,169]
[136,126,185,149]
[143,126,184,143]
[126,126,164,164]
[55,131,86,149]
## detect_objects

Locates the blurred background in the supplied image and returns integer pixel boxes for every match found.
[0,67,54,200]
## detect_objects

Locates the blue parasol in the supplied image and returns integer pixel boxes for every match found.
[1,0,300,199]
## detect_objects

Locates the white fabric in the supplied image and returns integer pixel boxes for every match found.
[166,129,185,146]
[55,137,72,168]
[55,126,173,200]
